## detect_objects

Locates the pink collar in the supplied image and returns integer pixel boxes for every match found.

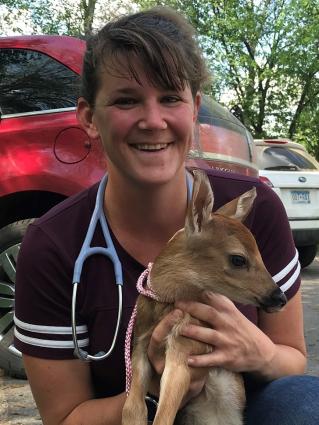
[136,263,159,301]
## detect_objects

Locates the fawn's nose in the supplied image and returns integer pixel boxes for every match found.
[271,287,287,307]
[260,287,287,313]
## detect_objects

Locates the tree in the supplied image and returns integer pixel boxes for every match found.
[137,0,319,155]
[0,0,137,38]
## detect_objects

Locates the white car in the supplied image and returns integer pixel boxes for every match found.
[254,139,319,268]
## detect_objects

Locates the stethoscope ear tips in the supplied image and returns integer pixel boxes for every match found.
[96,351,107,357]
[74,348,107,361]
[74,348,89,361]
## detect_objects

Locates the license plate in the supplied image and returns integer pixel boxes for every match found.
[291,190,310,204]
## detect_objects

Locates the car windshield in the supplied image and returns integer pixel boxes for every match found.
[257,146,318,171]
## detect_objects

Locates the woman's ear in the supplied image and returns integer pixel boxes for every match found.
[76,97,100,140]
[193,92,201,122]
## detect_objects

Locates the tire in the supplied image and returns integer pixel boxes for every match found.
[0,219,34,378]
[297,245,318,269]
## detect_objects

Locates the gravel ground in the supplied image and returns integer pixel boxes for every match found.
[1,258,319,424]
[299,257,319,376]
[0,369,41,424]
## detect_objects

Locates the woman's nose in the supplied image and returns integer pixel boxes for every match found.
[138,102,168,130]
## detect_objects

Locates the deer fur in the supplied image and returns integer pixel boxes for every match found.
[122,170,287,425]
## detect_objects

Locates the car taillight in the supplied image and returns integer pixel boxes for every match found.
[263,139,288,144]
[259,176,274,187]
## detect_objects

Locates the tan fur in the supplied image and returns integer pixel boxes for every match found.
[122,170,286,425]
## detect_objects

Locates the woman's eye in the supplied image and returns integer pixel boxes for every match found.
[113,98,138,108]
[229,255,247,268]
[161,95,181,104]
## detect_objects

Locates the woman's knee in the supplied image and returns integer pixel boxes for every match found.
[245,375,319,425]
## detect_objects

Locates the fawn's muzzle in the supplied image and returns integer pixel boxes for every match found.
[260,287,287,313]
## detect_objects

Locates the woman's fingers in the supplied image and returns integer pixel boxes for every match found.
[188,352,224,368]
[175,292,235,327]
[175,301,215,325]
[204,292,237,311]
[175,294,268,372]
[180,323,220,346]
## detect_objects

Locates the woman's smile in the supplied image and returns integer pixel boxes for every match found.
[131,143,170,152]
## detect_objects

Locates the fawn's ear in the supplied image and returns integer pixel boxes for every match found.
[185,170,214,235]
[215,187,256,222]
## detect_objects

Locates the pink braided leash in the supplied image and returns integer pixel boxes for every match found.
[125,263,160,395]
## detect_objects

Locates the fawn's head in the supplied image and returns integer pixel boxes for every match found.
[153,170,287,312]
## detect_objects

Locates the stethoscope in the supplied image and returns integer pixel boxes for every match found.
[72,172,193,361]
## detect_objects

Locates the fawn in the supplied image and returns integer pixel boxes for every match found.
[122,170,287,425]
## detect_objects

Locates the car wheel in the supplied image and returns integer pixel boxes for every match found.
[297,245,318,269]
[0,219,34,378]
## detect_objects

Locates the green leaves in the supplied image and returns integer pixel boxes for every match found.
[0,0,137,38]
[138,0,319,156]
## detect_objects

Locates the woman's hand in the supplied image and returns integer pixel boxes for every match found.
[175,292,277,374]
[147,309,209,407]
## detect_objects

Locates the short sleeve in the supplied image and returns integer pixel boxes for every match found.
[14,223,89,359]
[252,183,300,301]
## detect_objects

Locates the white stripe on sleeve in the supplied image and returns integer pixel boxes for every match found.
[14,315,87,335]
[272,249,299,283]
[279,262,301,293]
[14,328,89,349]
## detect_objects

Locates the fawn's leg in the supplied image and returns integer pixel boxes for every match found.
[122,342,152,425]
[152,315,211,425]
[152,340,190,425]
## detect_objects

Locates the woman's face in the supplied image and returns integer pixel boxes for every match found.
[81,60,200,187]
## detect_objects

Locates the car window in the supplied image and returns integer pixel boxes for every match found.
[256,146,318,171]
[0,48,80,115]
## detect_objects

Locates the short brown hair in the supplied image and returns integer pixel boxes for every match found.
[80,6,209,105]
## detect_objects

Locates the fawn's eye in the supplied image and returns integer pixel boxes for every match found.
[229,255,247,268]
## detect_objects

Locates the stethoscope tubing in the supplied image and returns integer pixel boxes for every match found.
[72,174,123,361]
[71,172,193,362]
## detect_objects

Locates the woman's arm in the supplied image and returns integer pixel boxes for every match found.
[255,288,306,379]
[23,355,126,425]
[175,288,306,381]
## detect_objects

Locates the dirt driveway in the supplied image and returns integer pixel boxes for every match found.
[0,370,41,424]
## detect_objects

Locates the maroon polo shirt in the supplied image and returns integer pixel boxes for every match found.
[14,169,300,398]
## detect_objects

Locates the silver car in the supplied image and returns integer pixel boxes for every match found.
[254,139,319,268]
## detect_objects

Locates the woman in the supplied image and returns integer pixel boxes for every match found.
[14,6,319,425]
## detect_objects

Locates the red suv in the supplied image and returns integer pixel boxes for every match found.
[0,35,257,377]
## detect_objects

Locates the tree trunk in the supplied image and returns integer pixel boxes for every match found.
[288,75,312,139]
[81,0,97,37]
